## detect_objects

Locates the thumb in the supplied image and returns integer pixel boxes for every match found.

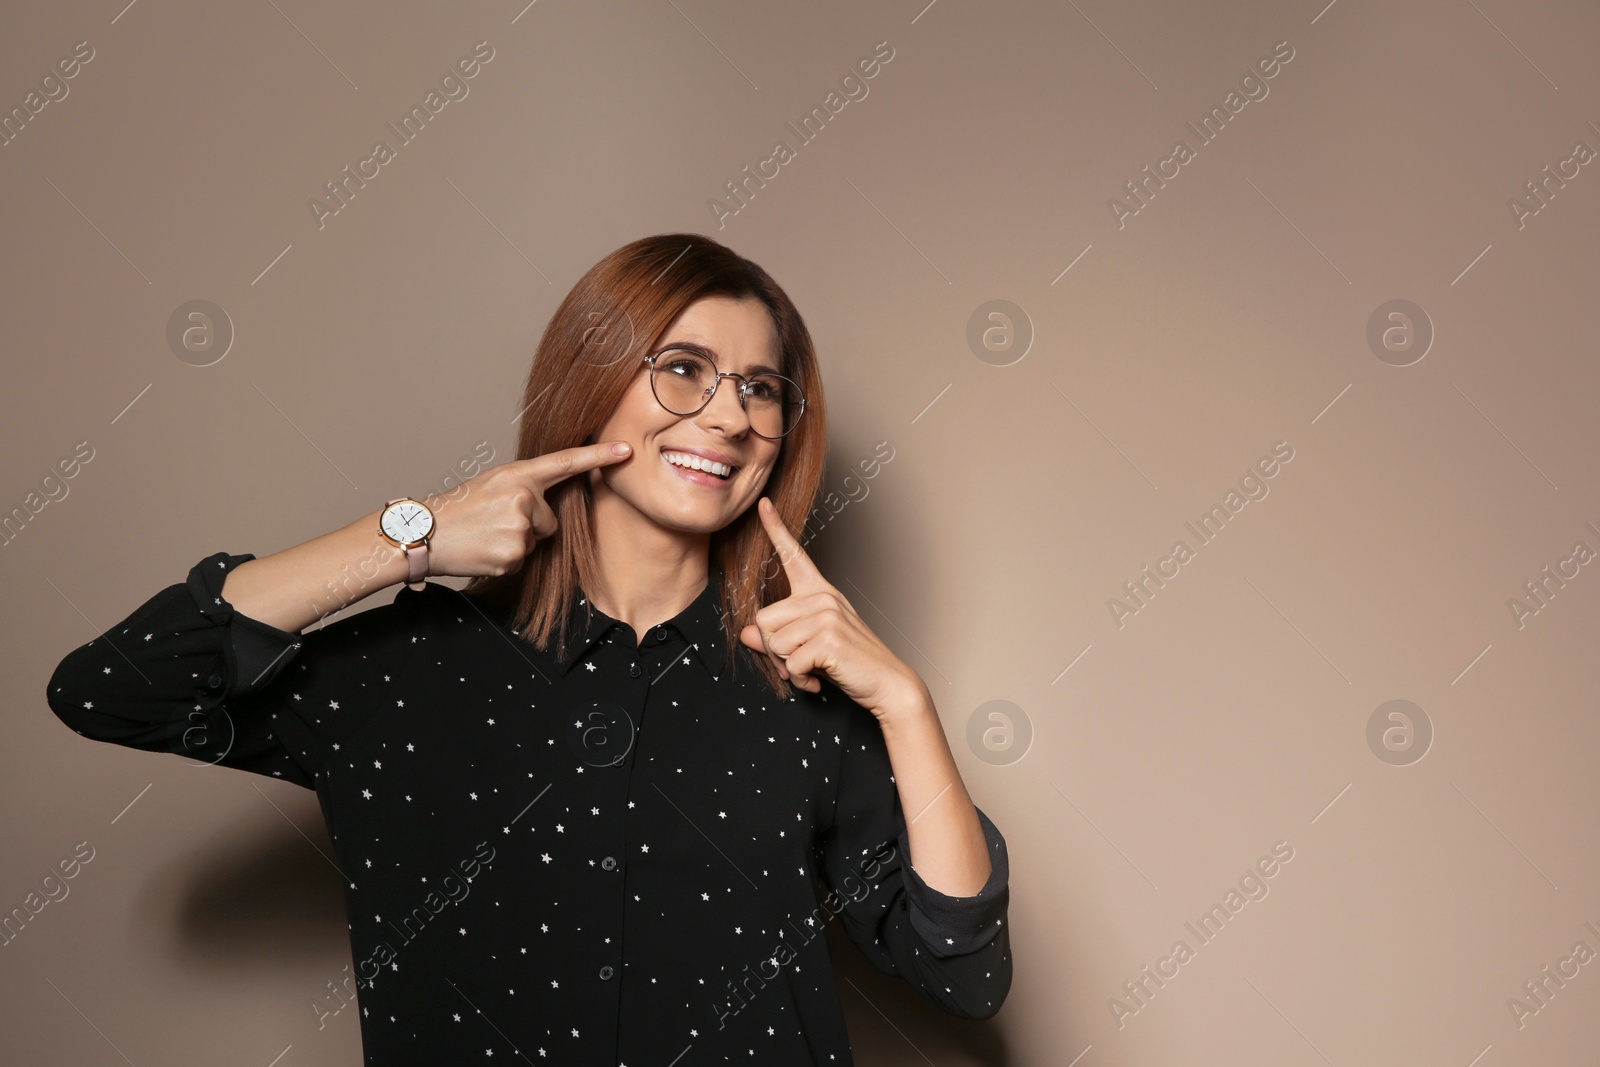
[738,623,764,654]
[739,624,790,679]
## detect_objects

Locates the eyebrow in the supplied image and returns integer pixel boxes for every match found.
[652,340,783,378]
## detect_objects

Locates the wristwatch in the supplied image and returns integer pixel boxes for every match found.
[378,497,436,591]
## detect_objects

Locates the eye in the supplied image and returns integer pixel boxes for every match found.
[659,350,711,381]
[745,377,782,401]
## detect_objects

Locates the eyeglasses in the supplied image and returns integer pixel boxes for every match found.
[642,348,806,440]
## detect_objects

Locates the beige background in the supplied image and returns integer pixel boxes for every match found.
[5,0,1600,1063]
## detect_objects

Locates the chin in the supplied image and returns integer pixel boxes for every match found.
[635,493,727,529]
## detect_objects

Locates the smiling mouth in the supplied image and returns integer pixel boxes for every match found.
[661,449,738,480]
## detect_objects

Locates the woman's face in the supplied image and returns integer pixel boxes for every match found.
[588,294,786,537]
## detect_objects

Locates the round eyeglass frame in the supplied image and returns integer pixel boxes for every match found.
[641,349,807,440]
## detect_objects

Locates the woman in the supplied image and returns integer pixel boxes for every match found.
[47,233,1012,1064]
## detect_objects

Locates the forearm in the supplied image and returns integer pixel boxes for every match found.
[220,507,412,633]
[876,677,992,898]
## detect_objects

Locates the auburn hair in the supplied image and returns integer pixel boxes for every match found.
[461,233,828,699]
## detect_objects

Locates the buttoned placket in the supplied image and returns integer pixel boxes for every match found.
[588,621,687,1002]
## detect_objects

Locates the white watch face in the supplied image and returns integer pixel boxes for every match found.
[382,501,433,544]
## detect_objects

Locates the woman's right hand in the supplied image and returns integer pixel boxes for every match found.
[420,441,632,579]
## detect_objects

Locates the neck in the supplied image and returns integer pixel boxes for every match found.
[585,485,712,645]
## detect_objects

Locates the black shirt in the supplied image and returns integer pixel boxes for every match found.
[46,551,1012,1065]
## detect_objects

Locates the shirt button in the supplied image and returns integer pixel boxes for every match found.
[598,965,614,980]
[628,662,642,678]
[654,627,667,642]
[205,673,223,689]
[601,856,617,871]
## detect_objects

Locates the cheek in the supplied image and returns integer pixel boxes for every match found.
[744,452,778,485]
[599,375,667,438]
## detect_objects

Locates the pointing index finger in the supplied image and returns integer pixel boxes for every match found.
[758,496,823,588]
[521,441,632,490]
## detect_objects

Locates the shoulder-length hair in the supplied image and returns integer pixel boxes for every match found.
[461,233,827,699]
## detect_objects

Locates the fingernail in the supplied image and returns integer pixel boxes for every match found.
[611,442,631,456]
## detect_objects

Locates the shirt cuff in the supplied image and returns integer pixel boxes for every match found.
[185,551,306,697]
[896,805,1010,957]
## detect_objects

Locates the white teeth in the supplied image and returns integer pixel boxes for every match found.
[663,450,733,478]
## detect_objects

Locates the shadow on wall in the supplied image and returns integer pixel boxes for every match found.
[132,814,349,972]
[825,919,1012,1065]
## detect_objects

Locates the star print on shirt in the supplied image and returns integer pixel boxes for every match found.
[45,549,1014,1065]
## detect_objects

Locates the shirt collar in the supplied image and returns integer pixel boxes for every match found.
[555,563,728,678]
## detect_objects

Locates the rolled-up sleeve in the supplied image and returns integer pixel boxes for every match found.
[46,551,418,789]
[816,693,1013,1020]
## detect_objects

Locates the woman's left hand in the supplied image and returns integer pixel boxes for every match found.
[738,496,924,719]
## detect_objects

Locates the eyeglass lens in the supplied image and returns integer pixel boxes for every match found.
[651,349,803,438]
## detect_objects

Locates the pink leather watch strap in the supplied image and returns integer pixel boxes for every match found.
[405,542,428,589]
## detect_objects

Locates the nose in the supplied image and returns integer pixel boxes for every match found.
[695,374,753,435]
